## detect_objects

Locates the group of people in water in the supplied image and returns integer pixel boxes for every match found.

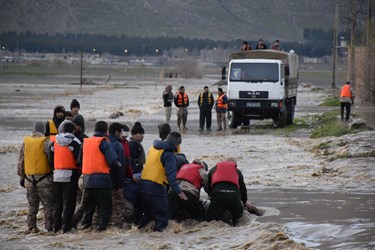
[18,98,260,234]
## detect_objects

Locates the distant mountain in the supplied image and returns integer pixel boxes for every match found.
[0,0,336,42]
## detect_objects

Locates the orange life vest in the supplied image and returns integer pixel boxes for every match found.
[211,161,239,188]
[54,142,78,170]
[216,94,227,109]
[176,92,188,106]
[176,163,204,189]
[82,137,110,174]
[340,84,352,98]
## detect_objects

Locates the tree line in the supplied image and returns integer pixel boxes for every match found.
[0,31,338,58]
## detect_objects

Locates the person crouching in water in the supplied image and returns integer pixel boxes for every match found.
[139,132,188,232]
[168,159,209,221]
[49,121,81,233]
[206,158,254,226]
[17,121,54,234]
[79,121,121,232]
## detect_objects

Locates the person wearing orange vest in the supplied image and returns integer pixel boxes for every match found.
[168,159,209,221]
[174,86,190,131]
[198,86,214,131]
[215,88,228,131]
[340,81,355,122]
[17,121,54,234]
[79,121,120,232]
[206,158,254,226]
[139,132,188,232]
[49,121,81,233]
[45,105,66,136]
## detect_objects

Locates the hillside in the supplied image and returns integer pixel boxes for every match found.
[0,0,335,42]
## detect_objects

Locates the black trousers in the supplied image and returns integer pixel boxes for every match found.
[81,187,112,230]
[206,191,243,226]
[340,102,351,121]
[168,190,204,221]
[53,171,79,232]
[199,108,212,129]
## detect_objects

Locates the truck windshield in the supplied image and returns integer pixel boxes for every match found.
[229,63,279,82]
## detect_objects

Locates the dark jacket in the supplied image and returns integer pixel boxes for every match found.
[163,91,174,107]
[129,138,146,174]
[45,106,65,136]
[198,92,214,109]
[108,134,126,190]
[140,140,181,195]
[78,132,119,189]
[207,165,248,204]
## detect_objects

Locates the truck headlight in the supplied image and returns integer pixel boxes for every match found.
[271,102,278,107]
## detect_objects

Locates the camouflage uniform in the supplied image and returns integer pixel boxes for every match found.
[17,132,54,232]
[109,190,126,227]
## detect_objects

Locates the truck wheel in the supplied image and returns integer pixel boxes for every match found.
[286,101,295,125]
[272,106,287,128]
[229,111,239,128]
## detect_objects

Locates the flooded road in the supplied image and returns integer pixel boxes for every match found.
[250,188,375,250]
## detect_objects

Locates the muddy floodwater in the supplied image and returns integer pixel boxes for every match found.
[0,72,374,249]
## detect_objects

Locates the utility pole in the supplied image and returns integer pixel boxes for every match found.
[349,0,356,88]
[80,45,83,89]
[367,0,372,48]
[332,0,339,89]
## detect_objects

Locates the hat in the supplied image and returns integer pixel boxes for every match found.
[95,121,108,133]
[70,99,80,110]
[131,122,145,135]
[122,124,130,132]
[54,105,65,114]
[33,121,46,134]
[158,123,171,140]
[72,114,85,128]
[166,132,182,148]
[63,121,76,134]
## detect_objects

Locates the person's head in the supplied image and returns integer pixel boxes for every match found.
[158,123,171,140]
[192,158,209,171]
[94,121,108,134]
[225,157,237,166]
[54,105,66,121]
[131,122,145,142]
[203,86,209,93]
[166,132,182,151]
[65,111,73,121]
[109,122,123,138]
[63,121,76,134]
[179,86,185,94]
[346,81,351,85]
[72,114,85,133]
[218,87,224,95]
[241,41,248,50]
[274,40,280,46]
[258,39,264,44]
[33,121,46,134]
[122,124,130,138]
[165,85,172,92]
[70,99,80,115]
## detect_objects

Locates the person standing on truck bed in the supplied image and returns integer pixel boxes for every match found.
[255,39,268,50]
[174,86,190,131]
[240,41,251,51]
[198,86,214,131]
[271,40,283,51]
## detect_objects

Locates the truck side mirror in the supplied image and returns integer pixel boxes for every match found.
[285,66,290,76]
[221,66,226,80]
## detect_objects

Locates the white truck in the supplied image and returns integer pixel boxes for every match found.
[226,50,299,128]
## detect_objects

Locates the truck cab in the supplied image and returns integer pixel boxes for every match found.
[226,50,299,128]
